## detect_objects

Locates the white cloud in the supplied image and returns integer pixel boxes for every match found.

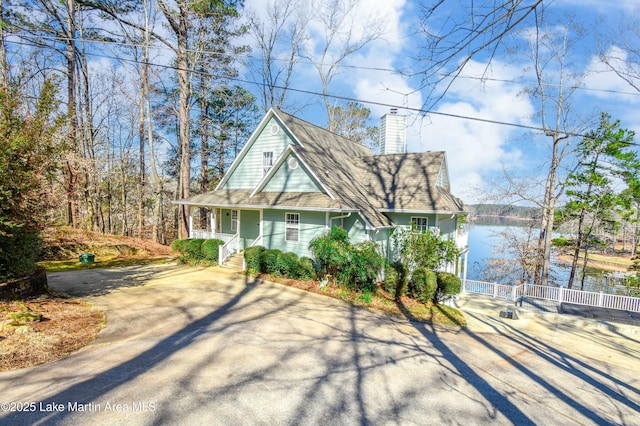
[411,61,534,202]
[582,46,640,102]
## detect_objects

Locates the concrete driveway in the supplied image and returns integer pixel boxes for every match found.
[0,263,638,425]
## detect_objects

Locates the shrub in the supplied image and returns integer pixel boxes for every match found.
[296,257,316,280]
[244,246,265,275]
[0,230,42,280]
[436,272,462,302]
[309,227,350,279]
[278,252,299,277]
[184,238,207,261]
[383,262,399,296]
[394,261,408,298]
[201,239,224,262]
[170,239,189,254]
[344,241,384,293]
[410,267,438,304]
[261,249,282,275]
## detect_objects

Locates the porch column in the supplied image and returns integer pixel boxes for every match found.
[210,210,215,233]
[188,207,193,238]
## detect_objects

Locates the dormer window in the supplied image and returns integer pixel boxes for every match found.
[263,151,274,176]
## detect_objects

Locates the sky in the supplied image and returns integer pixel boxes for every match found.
[241,0,640,204]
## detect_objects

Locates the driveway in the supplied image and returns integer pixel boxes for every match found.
[0,263,638,425]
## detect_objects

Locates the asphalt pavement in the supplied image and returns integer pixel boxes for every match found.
[0,263,638,425]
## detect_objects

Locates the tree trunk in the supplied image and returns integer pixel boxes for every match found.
[176,10,190,240]
[65,0,78,227]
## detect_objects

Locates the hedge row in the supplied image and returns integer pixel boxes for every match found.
[171,238,225,265]
[244,246,316,280]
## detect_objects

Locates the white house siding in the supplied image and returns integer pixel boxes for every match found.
[262,155,323,193]
[262,209,327,258]
[222,118,293,190]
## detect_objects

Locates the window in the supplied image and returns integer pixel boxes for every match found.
[411,217,428,233]
[285,213,300,242]
[263,151,274,175]
[231,210,238,233]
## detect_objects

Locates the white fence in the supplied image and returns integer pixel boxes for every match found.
[464,280,640,313]
[190,230,235,243]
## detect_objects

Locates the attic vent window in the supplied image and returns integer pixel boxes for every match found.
[287,157,298,170]
[270,124,280,135]
[263,151,274,176]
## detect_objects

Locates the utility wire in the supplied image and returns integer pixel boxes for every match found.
[6,37,640,147]
[10,32,640,98]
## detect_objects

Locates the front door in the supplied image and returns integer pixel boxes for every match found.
[239,210,260,250]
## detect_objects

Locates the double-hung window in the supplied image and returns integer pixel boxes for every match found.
[285,213,300,242]
[231,210,238,233]
[263,152,274,176]
[411,217,428,233]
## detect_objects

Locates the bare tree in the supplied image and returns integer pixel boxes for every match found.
[600,18,640,92]
[417,0,543,108]
[304,0,386,131]
[247,0,308,112]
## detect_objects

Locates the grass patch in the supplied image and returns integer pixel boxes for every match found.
[249,272,466,327]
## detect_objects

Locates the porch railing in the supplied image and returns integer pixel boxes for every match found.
[218,233,239,266]
[463,279,640,312]
[190,230,235,243]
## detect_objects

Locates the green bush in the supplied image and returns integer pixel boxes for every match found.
[184,238,207,261]
[261,249,282,275]
[296,257,316,280]
[436,272,462,302]
[244,246,265,275]
[383,262,399,296]
[201,239,224,261]
[278,252,299,277]
[0,230,42,279]
[344,241,384,293]
[410,267,438,303]
[170,239,189,254]
[309,227,350,279]
[395,261,408,298]
[551,236,574,247]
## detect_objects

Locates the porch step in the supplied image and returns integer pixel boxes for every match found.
[221,252,244,272]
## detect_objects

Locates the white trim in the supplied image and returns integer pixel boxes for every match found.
[249,146,294,197]
[289,145,336,200]
[214,110,277,191]
[285,212,300,242]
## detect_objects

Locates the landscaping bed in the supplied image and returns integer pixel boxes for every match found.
[252,273,467,328]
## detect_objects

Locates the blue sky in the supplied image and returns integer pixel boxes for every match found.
[241,0,640,204]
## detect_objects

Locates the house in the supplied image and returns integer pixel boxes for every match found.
[175,108,469,279]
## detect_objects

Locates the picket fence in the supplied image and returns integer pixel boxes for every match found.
[463,279,640,313]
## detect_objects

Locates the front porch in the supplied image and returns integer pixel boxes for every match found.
[188,207,263,266]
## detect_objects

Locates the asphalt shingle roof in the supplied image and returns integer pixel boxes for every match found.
[177,109,465,228]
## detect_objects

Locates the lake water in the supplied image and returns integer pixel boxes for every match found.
[466,223,614,291]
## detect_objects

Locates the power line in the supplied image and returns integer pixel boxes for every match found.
[6,38,640,147]
[10,32,640,99]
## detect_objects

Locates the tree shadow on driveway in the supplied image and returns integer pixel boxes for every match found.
[395,299,640,425]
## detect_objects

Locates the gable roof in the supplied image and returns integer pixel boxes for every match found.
[355,152,465,213]
[177,109,465,228]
